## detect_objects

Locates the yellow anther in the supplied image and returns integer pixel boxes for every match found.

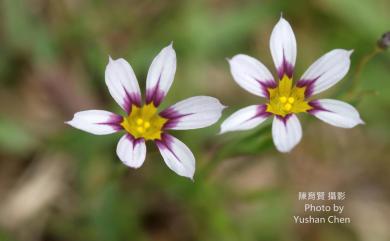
[284,103,292,111]
[136,118,143,125]
[266,75,312,117]
[121,103,168,140]
[279,96,287,103]
[144,121,151,129]
[137,126,145,133]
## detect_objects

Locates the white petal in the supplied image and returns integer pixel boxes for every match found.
[156,134,195,179]
[105,57,142,113]
[228,54,276,97]
[146,43,177,106]
[66,110,122,135]
[297,49,352,96]
[269,17,297,79]
[116,134,146,168]
[161,96,225,130]
[272,114,302,153]
[220,105,270,134]
[310,99,364,128]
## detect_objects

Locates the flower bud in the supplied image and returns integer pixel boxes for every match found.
[377,32,390,50]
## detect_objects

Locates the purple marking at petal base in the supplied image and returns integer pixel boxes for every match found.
[158,133,174,147]
[123,88,142,114]
[259,81,277,99]
[277,54,294,79]
[155,133,181,161]
[97,114,123,131]
[126,134,144,149]
[296,78,318,98]
[250,104,272,120]
[146,77,165,107]
[159,107,178,119]
[155,133,180,157]
[275,114,292,126]
[160,108,194,129]
[307,100,330,115]
[239,104,271,125]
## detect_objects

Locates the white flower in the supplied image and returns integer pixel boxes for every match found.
[66,43,225,179]
[220,17,364,153]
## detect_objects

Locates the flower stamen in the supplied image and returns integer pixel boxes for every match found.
[279,96,287,103]
[266,75,312,117]
[284,103,292,111]
[121,103,168,140]
[144,121,151,129]
[136,118,143,125]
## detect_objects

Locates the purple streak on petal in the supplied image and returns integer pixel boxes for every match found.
[159,107,193,130]
[97,114,123,131]
[155,133,181,161]
[123,89,142,114]
[156,133,174,148]
[126,133,145,147]
[146,75,165,107]
[307,100,331,115]
[236,104,271,125]
[259,81,277,99]
[246,104,272,123]
[296,77,319,98]
[146,87,165,107]
[275,114,292,126]
[277,53,294,79]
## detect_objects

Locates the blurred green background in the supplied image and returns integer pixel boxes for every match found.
[0,0,389,240]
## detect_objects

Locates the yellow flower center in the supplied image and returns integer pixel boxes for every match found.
[121,103,168,140]
[266,75,312,117]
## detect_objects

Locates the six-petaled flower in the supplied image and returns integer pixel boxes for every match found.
[66,43,225,179]
[220,16,364,152]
